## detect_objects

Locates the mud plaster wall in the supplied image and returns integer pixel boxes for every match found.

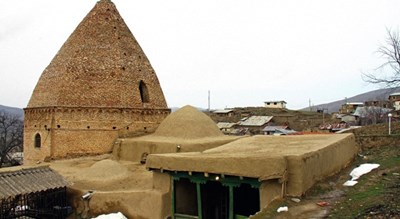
[285,134,359,196]
[114,138,236,162]
[70,190,168,219]
[260,179,283,209]
[67,172,171,219]
[24,107,169,162]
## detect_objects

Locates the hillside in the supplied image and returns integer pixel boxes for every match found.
[207,107,334,132]
[303,87,400,113]
[0,105,23,118]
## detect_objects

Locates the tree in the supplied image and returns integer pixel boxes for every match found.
[363,29,400,86]
[0,110,23,167]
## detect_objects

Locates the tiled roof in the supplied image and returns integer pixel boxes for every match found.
[0,166,69,199]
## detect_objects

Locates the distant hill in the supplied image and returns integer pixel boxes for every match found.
[302,87,400,113]
[0,105,23,118]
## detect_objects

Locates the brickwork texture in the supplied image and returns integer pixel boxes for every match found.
[24,0,170,163]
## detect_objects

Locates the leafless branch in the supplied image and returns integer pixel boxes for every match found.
[362,28,400,87]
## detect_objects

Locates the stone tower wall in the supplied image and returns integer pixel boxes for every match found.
[23,0,171,162]
[24,107,169,163]
[23,108,54,162]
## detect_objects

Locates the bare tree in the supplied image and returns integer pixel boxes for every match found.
[0,110,23,167]
[363,29,400,86]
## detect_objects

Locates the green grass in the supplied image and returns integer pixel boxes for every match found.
[329,143,400,218]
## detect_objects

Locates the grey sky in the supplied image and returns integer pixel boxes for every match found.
[1,0,399,110]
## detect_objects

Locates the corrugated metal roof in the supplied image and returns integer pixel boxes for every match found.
[213,109,233,114]
[262,126,288,132]
[0,166,70,199]
[217,122,237,129]
[353,106,392,117]
[345,102,364,105]
[238,116,273,127]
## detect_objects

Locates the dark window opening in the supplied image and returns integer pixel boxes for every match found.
[112,126,116,130]
[34,133,41,148]
[57,125,61,128]
[201,181,229,219]
[139,80,150,103]
[87,126,90,129]
[234,183,260,217]
[175,178,198,216]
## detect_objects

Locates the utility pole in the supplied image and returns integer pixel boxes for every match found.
[208,90,210,112]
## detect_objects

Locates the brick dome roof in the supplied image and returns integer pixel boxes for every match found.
[27,0,167,109]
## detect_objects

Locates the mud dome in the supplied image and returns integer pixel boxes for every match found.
[114,105,241,162]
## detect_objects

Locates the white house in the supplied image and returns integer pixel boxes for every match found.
[389,93,400,110]
[264,101,286,109]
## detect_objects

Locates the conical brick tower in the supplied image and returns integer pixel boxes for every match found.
[24,0,170,162]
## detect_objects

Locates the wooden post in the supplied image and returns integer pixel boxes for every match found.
[196,183,203,219]
[229,185,234,219]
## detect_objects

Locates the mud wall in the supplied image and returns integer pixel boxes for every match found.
[68,172,171,219]
[285,134,359,196]
[115,138,235,162]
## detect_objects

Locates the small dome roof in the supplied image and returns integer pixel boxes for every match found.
[154,105,223,139]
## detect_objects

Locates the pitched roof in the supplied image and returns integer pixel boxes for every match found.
[0,166,69,199]
[238,116,273,127]
[27,0,167,109]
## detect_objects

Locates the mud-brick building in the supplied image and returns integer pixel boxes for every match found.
[24,0,170,163]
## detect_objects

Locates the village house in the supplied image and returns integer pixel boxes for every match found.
[217,122,237,134]
[237,116,273,134]
[212,109,235,118]
[263,125,296,135]
[339,102,364,114]
[364,100,392,108]
[353,106,392,125]
[264,100,287,109]
[389,92,400,110]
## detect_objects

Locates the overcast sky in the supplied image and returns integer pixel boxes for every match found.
[1,0,399,110]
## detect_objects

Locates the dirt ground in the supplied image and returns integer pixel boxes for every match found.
[255,124,400,219]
